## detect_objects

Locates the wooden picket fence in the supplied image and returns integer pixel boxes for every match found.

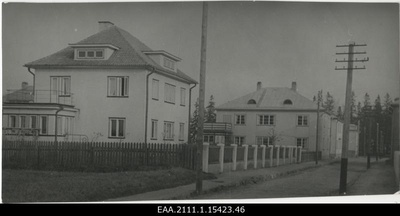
[2,141,197,172]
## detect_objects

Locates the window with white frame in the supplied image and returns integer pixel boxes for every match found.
[258,115,275,125]
[109,118,125,138]
[51,76,71,96]
[164,83,176,104]
[204,135,215,144]
[297,115,308,126]
[20,116,28,128]
[151,120,158,140]
[163,58,175,70]
[77,49,104,59]
[180,87,186,106]
[40,116,48,135]
[108,76,129,97]
[235,115,245,125]
[152,79,159,100]
[9,115,17,128]
[296,138,308,149]
[256,136,272,146]
[179,123,185,141]
[163,121,174,140]
[30,116,37,129]
[234,136,245,146]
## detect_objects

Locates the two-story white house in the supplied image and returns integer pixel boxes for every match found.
[205,81,359,159]
[2,21,197,143]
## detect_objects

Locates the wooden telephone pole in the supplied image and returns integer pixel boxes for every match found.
[195,2,208,195]
[335,42,368,195]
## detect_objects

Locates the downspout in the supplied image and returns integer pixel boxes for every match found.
[27,67,35,99]
[54,106,64,142]
[188,83,197,144]
[144,67,155,144]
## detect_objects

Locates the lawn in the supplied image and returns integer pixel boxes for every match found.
[2,167,214,202]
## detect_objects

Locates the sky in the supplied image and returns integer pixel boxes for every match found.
[2,1,399,110]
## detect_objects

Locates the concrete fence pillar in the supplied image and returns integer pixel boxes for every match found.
[261,145,266,168]
[252,145,258,169]
[202,143,210,173]
[298,146,302,163]
[269,146,273,167]
[217,143,225,173]
[231,144,237,171]
[283,146,286,165]
[243,144,249,170]
[276,146,280,166]
[289,147,293,164]
[294,146,298,163]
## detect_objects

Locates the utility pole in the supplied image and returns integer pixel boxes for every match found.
[376,123,379,161]
[335,42,368,195]
[315,90,322,165]
[195,2,208,195]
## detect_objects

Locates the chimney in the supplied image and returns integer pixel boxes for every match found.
[98,21,114,32]
[21,82,28,89]
[257,82,262,91]
[291,81,297,91]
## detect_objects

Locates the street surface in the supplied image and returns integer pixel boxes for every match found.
[193,157,398,200]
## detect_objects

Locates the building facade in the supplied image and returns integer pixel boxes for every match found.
[3,21,197,143]
[207,81,358,159]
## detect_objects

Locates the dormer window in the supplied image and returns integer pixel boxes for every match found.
[283,99,293,105]
[76,49,104,59]
[247,99,257,104]
[164,58,175,70]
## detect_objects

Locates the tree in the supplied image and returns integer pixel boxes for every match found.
[350,91,357,124]
[189,99,200,144]
[337,106,344,121]
[266,128,283,146]
[323,91,335,113]
[205,95,216,123]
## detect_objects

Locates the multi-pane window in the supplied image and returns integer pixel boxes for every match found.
[77,49,104,59]
[152,79,159,100]
[180,88,186,106]
[9,116,17,128]
[164,83,176,104]
[51,76,71,96]
[163,121,174,140]
[151,120,158,140]
[30,116,37,129]
[20,116,28,128]
[108,77,128,97]
[258,115,275,125]
[235,115,245,125]
[40,116,48,135]
[204,135,215,144]
[179,123,185,141]
[109,118,125,138]
[164,58,175,70]
[297,138,308,149]
[297,115,308,126]
[234,136,245,146]
[256,136,272,146]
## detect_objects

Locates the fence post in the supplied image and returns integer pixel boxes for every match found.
[269,146,273,167]
[202,143,209,173]
[243,144,249,170]
[217,143,225,173]
[282,146,286,165]
[289,147,293,164]
[252,145,258,169]
[298,146,302,163]
[231,144,237,171]
[261,145,266,168]
[276,146,280,166]
[36,142,40,169]
[294,146,298,163]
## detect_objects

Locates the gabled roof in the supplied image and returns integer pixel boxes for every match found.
[216,87,319,111]
[24,25,197,84]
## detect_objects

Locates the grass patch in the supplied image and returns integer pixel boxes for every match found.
[2,168,216,202]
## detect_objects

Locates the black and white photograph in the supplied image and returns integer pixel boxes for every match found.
[1,1,400,204]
